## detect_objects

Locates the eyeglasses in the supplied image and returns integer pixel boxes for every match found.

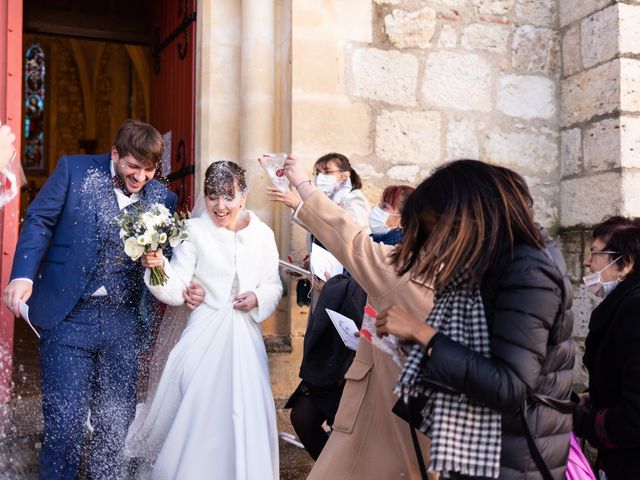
[314,169,342,176]
[587,247,620,261]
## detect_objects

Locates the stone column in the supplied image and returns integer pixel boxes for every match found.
[239,0,277,225]
[195,0,279,220]
[195,0,293,362]
[559,1,640,386]
[194,0,242,191]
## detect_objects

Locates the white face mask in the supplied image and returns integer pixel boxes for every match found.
[582,256,622,298]
[369,205,398,235]
[315,173,337,193]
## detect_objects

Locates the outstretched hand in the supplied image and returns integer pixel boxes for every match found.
[0,122,16,172]
[282,155,310,188]
[265,186,301,210]
[233,291,258,312]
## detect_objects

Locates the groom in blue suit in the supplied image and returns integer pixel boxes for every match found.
[4,119,177,479]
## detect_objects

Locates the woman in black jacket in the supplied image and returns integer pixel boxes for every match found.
[376,160,574,479]
[573,216,640,479]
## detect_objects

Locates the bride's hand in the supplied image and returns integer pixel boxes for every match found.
[233,291,258,312]
[265,186,301,210]
[142,249,164,269]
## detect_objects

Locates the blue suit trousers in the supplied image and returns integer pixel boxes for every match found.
[38,298,140,480]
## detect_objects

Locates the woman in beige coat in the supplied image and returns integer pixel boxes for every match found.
[268,156,434,480]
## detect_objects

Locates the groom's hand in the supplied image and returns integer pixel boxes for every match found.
[183,282,205,311]
[3,279,33,317]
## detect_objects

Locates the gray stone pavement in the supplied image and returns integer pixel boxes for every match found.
[0,397,314,480]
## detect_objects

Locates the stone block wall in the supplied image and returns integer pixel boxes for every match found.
[559,0,640,385]
[289,0,375,250]
[350,0,561,226]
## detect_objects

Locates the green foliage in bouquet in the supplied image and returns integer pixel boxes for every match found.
[116,203,189,285]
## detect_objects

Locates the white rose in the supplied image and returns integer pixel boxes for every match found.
[124,236,145,261]
[155,204,170,216]
[141,213,158,231]
[137,231,153,245]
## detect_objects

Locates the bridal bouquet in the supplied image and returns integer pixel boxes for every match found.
[116,203,189,286]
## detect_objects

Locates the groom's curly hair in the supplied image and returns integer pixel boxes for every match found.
[204,160,247,198]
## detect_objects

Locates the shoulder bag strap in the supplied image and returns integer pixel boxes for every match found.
[407,398,429,480]
[520,398,554,480]
[408,423,429,480]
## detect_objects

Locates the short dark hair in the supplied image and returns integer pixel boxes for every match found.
[314,152,363,190]
[380,185,416,213]
[593,216,640,272]
[390,159,544,291]
[113,119,164,169]
[204,160,247,198]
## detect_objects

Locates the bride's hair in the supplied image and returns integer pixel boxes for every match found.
[204,160,248,198]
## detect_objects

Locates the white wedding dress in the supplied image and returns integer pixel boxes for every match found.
[125,210,282,480]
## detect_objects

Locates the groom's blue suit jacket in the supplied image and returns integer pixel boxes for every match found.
[10,153,177,330]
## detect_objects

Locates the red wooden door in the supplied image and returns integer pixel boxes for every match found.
[150,0,196,210]
[0,0,23,405]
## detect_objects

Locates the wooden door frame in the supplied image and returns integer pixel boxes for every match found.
[0,0,23,406]
[150,0,196,211]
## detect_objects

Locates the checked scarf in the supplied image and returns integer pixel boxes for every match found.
[395,273,502,478]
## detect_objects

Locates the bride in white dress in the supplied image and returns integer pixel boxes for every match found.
[125,161,282,480]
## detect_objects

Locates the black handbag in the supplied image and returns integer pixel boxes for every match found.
[392,394,428,429]
[296,279,311,306]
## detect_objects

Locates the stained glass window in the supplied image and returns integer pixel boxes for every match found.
[24,42,45,171]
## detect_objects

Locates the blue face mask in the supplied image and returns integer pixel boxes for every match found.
[582,256,622,298]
